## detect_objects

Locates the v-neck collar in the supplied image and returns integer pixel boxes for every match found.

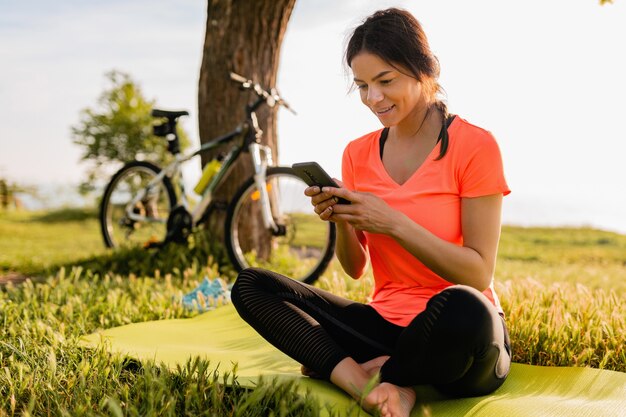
[375,115,458,188]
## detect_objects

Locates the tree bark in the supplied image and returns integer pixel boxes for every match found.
[198,0,296,258]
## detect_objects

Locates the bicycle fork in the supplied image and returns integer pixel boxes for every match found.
[249,143,282,234]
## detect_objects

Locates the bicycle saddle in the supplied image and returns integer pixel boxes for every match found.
[151,109,189,119]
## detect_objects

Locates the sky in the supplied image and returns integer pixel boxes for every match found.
[1,0,625,233]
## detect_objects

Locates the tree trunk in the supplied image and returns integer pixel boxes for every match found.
[198,0,296,261]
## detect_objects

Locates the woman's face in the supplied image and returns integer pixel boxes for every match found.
[351,51,425,128]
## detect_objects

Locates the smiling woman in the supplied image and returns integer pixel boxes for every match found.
[350,52,441,186]
[231,8,512,417]
[352,53,427,129]
[346,9,449,171]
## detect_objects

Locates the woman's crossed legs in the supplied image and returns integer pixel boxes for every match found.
[231,268,510,416]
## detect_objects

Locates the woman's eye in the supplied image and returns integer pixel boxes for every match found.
[356,84,368,90]
[380,79,392,85]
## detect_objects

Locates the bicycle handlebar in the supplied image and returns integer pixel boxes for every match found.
[229,72,296,115]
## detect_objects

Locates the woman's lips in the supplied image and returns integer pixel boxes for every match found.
[375,105,395,115]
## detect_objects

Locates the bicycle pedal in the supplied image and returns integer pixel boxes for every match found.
[273,224,287,237]
[166,206,193,244]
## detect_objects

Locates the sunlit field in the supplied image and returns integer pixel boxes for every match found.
[1,209,624,415]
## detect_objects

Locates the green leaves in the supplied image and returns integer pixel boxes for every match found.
[71,70,190,193]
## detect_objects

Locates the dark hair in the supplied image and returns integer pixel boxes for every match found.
[345,8,449,159]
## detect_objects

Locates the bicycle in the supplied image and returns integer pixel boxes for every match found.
[99,72,336,284]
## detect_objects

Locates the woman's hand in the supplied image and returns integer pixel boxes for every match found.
[320,185,403,235]
[304,182,341,220]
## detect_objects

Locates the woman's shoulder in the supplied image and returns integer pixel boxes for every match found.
[448,115,507,177]
[447,115,503,159]
[451,116,497,145]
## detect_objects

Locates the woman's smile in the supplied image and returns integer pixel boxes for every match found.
[351,52,425,129]
[375,105,395,116]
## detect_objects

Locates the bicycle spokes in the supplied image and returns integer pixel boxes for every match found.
[101,162,174,248]
[226,168,335,283]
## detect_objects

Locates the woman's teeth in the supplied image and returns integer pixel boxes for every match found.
[377,105,394,114]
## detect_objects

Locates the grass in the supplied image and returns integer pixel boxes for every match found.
[497,226,626,292]
[1,207,625,415]
[0,208,232,280]
[0,268,326,416]
[288,212,329,248]
[0,208,105,275]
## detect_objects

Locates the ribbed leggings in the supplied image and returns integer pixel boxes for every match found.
[231,267,511,397]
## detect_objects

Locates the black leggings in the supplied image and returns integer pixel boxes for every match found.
[231,267,511,397]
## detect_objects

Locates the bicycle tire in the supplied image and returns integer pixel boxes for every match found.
[100,161,177,248]
[225,166,336,284]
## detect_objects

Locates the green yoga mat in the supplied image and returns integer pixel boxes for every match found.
[82,304,626,417]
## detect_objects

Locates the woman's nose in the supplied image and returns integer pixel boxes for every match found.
[366,87,383,105]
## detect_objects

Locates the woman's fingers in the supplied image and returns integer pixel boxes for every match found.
[306,186,339,207]
[322,186,356,204]
[313,193,341,215]
[306,183,362,222]
[319,204,334,221]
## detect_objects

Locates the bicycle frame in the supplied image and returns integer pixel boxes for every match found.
[124,114,282,233]
[102,73,334,284]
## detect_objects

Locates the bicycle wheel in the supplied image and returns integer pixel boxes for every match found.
[100,161,176,248]
[225,167,336,284]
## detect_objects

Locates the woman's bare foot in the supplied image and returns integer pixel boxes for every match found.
[363,382,416,417]
[359,355,390,377]
[329,357,414,417]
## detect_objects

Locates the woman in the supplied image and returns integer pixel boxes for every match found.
[232,8,511,417]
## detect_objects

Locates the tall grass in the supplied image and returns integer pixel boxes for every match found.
[498,278,624,370]
[1,209,624,415]
[0,267,330,416]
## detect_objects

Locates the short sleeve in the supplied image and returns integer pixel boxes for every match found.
[459,132,511,198]
[341,144,355,191]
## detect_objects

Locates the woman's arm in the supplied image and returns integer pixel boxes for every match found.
[334,221,368,279]
[392,194,503,290]
[323,187,503,291]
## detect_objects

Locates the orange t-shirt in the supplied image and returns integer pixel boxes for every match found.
[341,116,510,326]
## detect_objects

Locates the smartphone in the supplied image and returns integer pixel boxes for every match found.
[291,162,351,204]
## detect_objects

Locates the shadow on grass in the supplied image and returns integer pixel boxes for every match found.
[0,228,232,286]
[56,229,234,280]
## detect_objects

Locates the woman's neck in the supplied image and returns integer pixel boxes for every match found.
[392,102,441,143]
